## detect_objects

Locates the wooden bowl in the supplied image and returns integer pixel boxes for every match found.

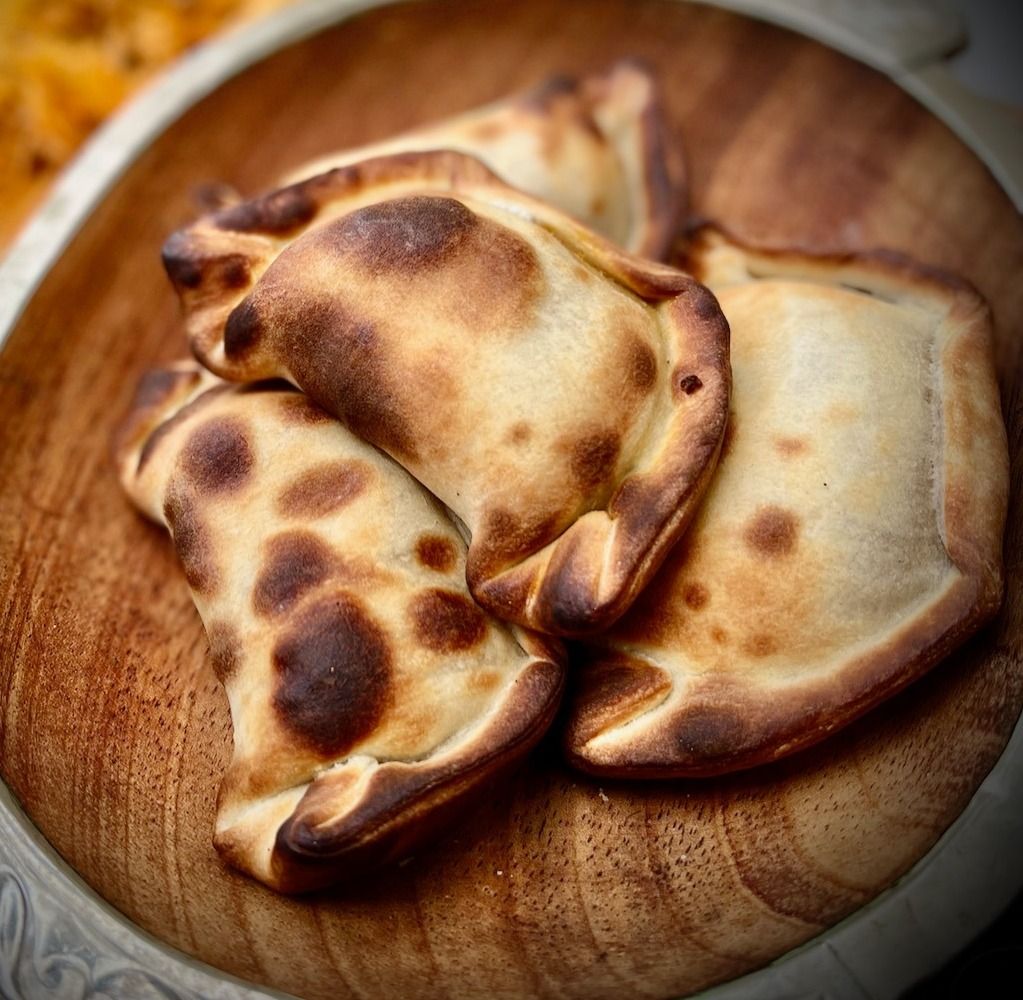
[1,1,1021,998]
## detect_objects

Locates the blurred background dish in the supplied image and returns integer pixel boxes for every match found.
[0,0,294,247]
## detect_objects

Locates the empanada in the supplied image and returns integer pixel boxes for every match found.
[116,362,564,892]
[280,61,684,260]
[163,150,731,636]
[565,227,1008,776]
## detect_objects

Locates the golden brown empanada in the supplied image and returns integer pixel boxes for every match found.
[565,227,1008,776]
[162,150,731,637]
[116,362,564,893]
[280,61,684,260]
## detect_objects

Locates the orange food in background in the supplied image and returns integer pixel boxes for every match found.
[0,0,297,249]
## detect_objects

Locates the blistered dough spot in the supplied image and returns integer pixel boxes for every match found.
[415,534,458,573]
[277,461,371,520]
[254,532,334,618]
[272,595,393,757]
[409,588,488,652]
[180,416,254,495]
[744,506,799,557]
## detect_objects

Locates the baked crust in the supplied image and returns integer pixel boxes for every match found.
[279,60,685,260]
[564,225,1008,776]
[162,150,730,636]
[116,362,564,892]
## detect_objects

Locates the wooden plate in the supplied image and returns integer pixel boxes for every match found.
[1,1,1021,998]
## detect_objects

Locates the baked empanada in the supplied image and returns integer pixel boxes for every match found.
[162,151,731,637]
[280,61,684,260]
[565,227,1008,776]
[116,362,564,893]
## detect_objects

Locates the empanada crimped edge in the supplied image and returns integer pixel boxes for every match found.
[115,362,565,893]
[564,226,1008,777]
[569,57,686,260]
[279,59,686,261]
[162,150,731,637]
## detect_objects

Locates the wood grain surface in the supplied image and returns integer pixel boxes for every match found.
[1,1,1021,998]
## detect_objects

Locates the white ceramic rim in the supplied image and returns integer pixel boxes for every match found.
[0,2,1020,998]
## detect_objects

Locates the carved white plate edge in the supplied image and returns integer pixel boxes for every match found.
[0,1,1020,999]
[0,780,290,1000]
